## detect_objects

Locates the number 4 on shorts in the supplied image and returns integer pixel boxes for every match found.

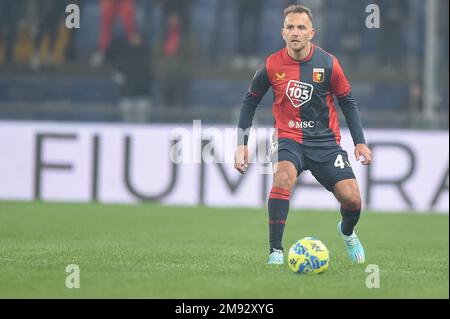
[334,154,345,169]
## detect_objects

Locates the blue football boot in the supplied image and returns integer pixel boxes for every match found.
[337,221,366,264]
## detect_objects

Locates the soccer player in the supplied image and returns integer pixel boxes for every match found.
[234,4,372,265]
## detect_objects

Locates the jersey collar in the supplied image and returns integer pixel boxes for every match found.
[283,44,315,64]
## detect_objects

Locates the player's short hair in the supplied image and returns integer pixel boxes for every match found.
[283,4,313,25]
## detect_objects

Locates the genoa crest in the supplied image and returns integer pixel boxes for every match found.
[313,68,325,83]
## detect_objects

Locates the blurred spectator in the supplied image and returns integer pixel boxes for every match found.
[160,0,194,109]
[232,0,263,70]
[139,0,156,44]
[377,0,408,73]
[91,0,139,67]
[107,35,153,122]
[337,1,364,67]
[0,0,24,65]
[209,0,231,64]
[29,0,68,70]
[161,0,192,34]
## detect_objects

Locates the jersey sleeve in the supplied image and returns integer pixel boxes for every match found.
[237,62,271,145]
[330,57,366,145]
[248,62,271,97]
[337,92,366,145]
[330,57,351,98]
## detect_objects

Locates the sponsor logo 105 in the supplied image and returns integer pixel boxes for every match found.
[286,80,314,108]
[288,120,315,129]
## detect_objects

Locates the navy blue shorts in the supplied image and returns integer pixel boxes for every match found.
[271,138,356,192]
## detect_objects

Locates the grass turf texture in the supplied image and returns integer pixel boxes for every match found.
[0,201,448,298]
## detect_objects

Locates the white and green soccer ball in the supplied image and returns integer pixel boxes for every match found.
[288,237,329,274]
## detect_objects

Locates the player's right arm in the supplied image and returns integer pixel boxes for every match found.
[234,63,271,174]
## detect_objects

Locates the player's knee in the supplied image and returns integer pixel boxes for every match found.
[342,194,362,211]
[274,170,295,190]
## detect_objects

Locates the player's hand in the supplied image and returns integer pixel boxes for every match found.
[234,145,249,174]
[355,144,372,166]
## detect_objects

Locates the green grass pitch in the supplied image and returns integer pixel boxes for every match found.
[0,201,448,298]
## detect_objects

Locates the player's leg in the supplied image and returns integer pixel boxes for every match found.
[333,179,365,264]
[307,149,365,264]
[333,179,362,236]
[269,160,297,246]
[268,139,306,260]
[267,160,298,264]
[267,138,304,264]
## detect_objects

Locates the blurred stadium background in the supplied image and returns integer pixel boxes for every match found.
[0,0,448,298]
[0,0,448,212]
[0,0,448,127]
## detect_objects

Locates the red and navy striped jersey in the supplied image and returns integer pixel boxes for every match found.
[239,44,365,147]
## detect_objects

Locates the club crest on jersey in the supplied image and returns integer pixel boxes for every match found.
[313,68,325,83]
[286,80,314,108]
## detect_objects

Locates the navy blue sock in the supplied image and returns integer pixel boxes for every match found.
[340,206,361,236]
[268,187,290,252]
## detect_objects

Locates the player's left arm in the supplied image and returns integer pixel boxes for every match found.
[330,57,372,165]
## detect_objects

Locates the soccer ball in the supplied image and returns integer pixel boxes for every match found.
[288,237,329,274]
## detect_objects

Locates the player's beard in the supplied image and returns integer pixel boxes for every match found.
[292,46,304,53]
[291,42,306,53]
[289,37,308,53]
